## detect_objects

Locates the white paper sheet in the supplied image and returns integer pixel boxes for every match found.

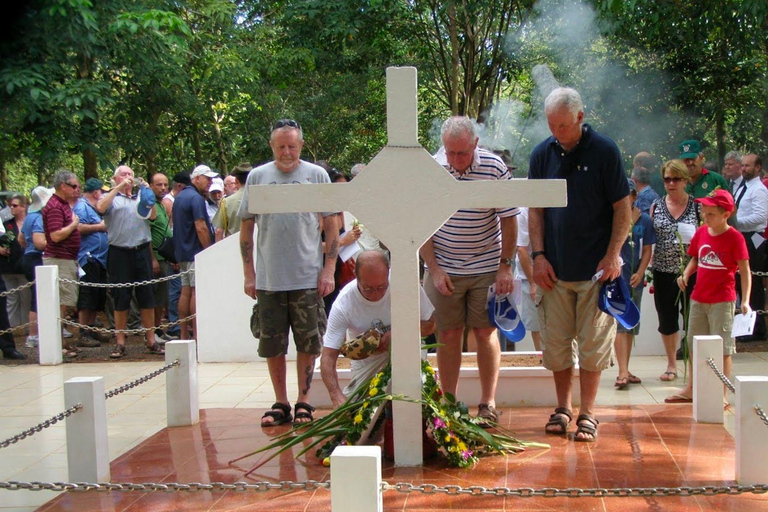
[731,311,757,338]
[751,232,765,249]
[677,223,696,244]
[338,232,360,262]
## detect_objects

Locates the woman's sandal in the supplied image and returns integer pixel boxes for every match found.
[62,348,78,359]
[627,373,642,384]
[574,414,599,442]
[146,343,165,355]
[261,403,292,426]
[110,344,126,359]
[615,376,629,390]
[545,407,573,435]
[293,402,316,425]
[477,403,499,428]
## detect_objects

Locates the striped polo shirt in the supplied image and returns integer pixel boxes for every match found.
[431,148,519,276]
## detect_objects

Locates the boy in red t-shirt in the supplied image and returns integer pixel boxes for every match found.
[666,189,751,404]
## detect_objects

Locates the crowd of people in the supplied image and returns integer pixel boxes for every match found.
[1,86,764,445]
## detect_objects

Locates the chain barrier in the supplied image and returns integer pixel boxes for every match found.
[0,320,37,337]
[0,480,766,497]
[705,357,736,393]
[756,405,768,428]
[0,280,35,298]
[61,315,196,336]
[104,359,180,399]
[0,404,82,450]
[59,268,194,289]
[0,480,330,493]
[382,482,768,497]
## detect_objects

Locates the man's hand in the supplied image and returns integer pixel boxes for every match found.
[0,246,9,257]
[630,271,643,288]
[495,265,514,296]
[596,253,622,281]
[529,281,537,301]
[373,331,391,355]
[152,259,161,276]
[243,274,257,299]
[741,303,752,315]
[317,268,335,297]
[533,256,557,290]
[70,213,80,228]
[430,267,454,297]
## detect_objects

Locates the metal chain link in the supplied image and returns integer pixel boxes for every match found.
[0,320,37,337]
[382,482,768,497]
[0,280,35,298]
[756,405,768,428]
[59,268,194,289]
[0,480,330,493]
[0,404,82,450]
[705,357,736,393]
[61,315,196,336]
[104,359,180,399]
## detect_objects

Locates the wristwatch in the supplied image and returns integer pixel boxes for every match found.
[531,251,546,260]
[501,258,515,267]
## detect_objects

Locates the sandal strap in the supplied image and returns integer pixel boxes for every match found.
[269,402,292,415]
[551,407,573,421]
[576,414,599,434]
[294,402,315,414]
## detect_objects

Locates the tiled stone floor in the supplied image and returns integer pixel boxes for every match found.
[0,353,766,511]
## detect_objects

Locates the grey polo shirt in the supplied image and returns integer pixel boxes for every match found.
[103,194,152,248]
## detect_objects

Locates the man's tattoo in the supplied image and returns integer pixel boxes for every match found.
[240,240,253,264]
[301,364,314,395]
[327,240,339,261]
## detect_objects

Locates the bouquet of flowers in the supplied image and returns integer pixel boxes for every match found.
[233,348,547,474]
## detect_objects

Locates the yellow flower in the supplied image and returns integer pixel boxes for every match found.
[425,365,435,375]
[458,442,467,452]
[371,376,380,387]
[323,457,331,467]
[354,414,363,424]
[369,388,378,397]
[362,401,369,409]
[444,435,451,443]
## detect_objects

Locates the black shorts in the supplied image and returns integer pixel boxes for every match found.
[22,252,43,313]
[77,258,107,311]
[107,244,155,311]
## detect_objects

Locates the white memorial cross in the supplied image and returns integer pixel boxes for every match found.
[247,66,566,466]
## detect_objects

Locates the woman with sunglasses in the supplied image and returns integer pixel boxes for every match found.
[1,194,31,328]
[650,159,700,383]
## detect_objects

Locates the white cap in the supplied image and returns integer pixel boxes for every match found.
[28,186,54,213]
[209,177,224,193]
[191,165,218,179]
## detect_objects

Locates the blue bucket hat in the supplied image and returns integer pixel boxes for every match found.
[598,276,640,330]
[487,285,526,343]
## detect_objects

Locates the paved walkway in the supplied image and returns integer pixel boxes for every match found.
[0,353,766,511]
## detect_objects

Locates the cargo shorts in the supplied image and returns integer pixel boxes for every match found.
[252,288,327,358]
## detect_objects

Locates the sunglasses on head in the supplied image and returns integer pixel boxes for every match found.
[663,177,684,184]
[273,119,301,131]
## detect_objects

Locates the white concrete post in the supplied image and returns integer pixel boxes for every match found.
[166,340,199,427]
[65,377,109,482]
[331,446,382,512]
[735,376,768,485]
[36,265,63,366]
[692,335,723,424]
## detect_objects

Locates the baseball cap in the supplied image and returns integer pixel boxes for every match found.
[173,171,191,186]
[191,165,218,179]
[28,186,54,213]
[695,188,734,212]
[83,178,107,193]
[487,284,526,343]
[136,186,156,219]
[598,276,640,330]
[209,177,224,193]
[679,140,701,159]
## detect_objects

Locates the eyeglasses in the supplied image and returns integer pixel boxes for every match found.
[273,119,301,131]
[663,177,685,184]
[359,284,388,294]
[64,182,80,190]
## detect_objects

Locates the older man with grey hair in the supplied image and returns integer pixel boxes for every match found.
[529,87,630,442]
[421,115,519,426]
[97,165,163,359]
[723,151,743,194]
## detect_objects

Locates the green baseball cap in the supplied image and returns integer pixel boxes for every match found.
[679,140,701,159]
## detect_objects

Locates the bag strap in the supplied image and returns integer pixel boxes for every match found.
[220,197,228,234]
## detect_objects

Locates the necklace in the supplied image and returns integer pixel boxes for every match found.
[667,195,687,207]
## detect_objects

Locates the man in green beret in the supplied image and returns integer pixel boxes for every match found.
[680,139,729,198]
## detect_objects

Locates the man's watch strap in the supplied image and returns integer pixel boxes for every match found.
[501,258,515,267]
[531,251,546,260]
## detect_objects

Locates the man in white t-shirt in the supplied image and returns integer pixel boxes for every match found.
[320,250,436,409]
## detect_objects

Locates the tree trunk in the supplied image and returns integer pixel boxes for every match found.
[83,147,98,180]
[715,108,725,170]
[192,120,202,164]
[448,4,460,115]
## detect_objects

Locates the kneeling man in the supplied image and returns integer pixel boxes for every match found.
[321,250,436,409]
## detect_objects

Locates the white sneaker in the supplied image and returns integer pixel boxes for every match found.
[25,335,39,348]
[62,328,73,339]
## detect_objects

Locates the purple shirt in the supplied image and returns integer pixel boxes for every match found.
[42,194,80,260]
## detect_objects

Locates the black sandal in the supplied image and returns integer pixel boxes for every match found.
[293,402,316,425]
[574,414,599,442]
[261,402,292,427]
[476,403,499,428]
[545,407,573,435]
[109,344,126,359]
[146,343,165,355]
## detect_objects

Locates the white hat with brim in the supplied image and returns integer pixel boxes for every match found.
[28,186,54,213]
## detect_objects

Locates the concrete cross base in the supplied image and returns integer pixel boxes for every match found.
[309,351,581,407]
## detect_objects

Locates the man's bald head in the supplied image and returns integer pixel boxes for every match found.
[355,250,389,278]
[355,250,389,301]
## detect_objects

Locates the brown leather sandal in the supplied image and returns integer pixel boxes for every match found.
[110,344,126,359]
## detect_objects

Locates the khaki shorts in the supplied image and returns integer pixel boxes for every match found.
[255,289,326,358]
[424,271,495,331]
[687,300,736,355]
[537,280,616,372]
[43,257,79,308]
[180,261,195,287]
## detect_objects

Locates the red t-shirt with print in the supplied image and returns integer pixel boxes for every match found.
[687,225,748,304]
